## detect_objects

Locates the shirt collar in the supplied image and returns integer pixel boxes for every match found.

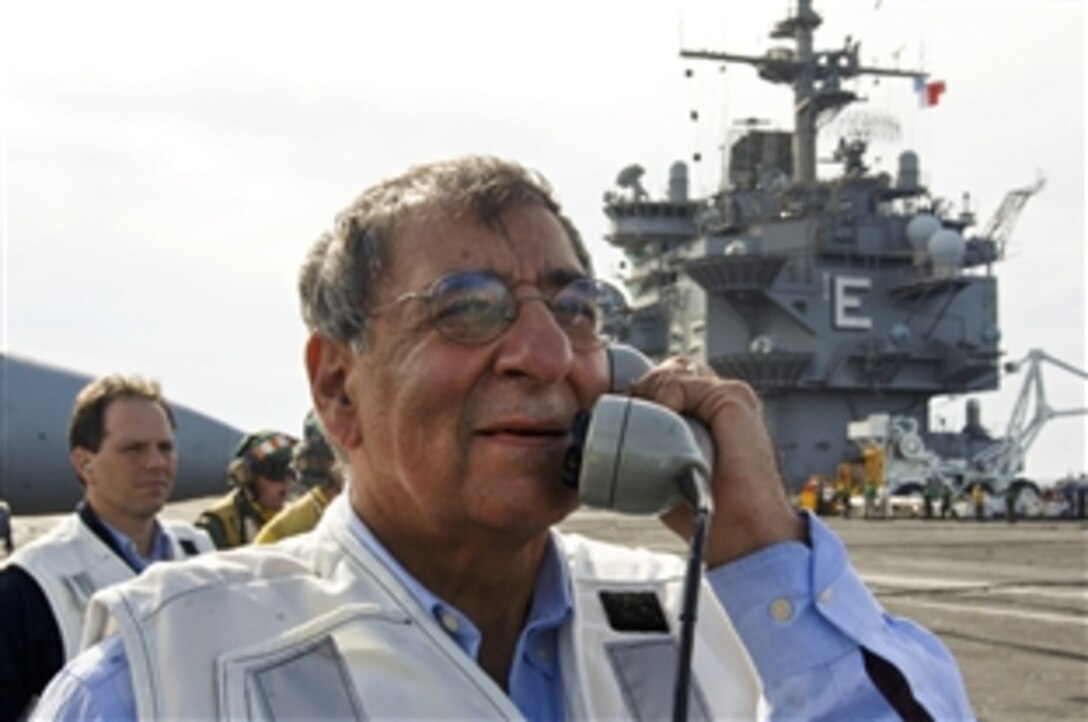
[99,515,172,571]
[344,508,573,668]
[518,535,572,679]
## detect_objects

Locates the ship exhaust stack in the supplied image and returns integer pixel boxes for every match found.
[897,151,920,192]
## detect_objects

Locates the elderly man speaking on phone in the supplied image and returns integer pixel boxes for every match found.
[35,156,973,721]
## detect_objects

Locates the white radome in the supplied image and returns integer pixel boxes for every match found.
[927,228,966,266]
[906,214,941,250]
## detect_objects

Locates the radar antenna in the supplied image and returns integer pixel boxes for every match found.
[615,164,649,201]
[828,109,901,142]
[824,109,901,175]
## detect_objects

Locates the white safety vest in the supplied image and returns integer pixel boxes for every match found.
[85,495,764,720]
[7,513,213,660]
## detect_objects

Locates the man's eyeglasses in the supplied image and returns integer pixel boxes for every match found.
[378,271,629,350]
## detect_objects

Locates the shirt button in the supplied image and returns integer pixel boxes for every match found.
[819,587,834,604]
[769,598,794,622]
[536,645,550,664]
[438,611,460,634]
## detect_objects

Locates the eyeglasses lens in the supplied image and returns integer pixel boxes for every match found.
[427,273,626,349]
[429,274,513,345]
[551,280,604,349]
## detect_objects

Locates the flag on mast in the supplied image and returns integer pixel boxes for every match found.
[915,76,947,108]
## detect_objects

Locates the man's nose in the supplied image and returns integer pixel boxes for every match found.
[493,295,573,382]
[146,448,171,468]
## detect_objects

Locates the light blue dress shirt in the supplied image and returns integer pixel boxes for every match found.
[99,518,173,572]
[32,512,974,721]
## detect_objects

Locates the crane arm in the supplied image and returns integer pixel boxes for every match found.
[981,177,1046,257]
[970,349,1087,488]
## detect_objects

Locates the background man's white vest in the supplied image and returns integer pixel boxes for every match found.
[7,514,213,659]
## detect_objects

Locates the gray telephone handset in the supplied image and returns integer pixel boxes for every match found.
[562,345,715,515]
[562,345,716,722]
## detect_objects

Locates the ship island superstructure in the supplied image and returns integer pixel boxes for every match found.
[603,0,1039,493]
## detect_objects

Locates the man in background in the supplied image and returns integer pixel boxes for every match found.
[0,375,213,719]
[194,430,297,548]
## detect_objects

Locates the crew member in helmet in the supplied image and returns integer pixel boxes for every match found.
[194,430,297,549]
[255,412,343,544]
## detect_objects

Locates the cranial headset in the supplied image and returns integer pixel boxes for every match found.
[227,431,298,490]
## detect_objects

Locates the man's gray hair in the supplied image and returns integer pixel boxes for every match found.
[298,155,593,351]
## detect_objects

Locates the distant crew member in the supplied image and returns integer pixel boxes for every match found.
[0,500,12,555]
[255,412,343,544]
[0,375,213,719]
[922,485,935,520]
[972,483,986,521]
[1004,484,1019,524]
[940,484,955,519]
[195,430,297,549]
[863,480,877,519]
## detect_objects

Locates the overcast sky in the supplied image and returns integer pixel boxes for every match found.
[3,0,1084,482]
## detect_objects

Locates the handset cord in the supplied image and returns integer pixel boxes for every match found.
[673,467,713,722]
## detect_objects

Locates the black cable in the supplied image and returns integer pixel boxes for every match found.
[673,468,712,722]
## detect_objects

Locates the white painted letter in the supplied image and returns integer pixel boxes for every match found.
[834,276,872,330]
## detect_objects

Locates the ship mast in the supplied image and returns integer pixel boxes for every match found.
[681,0,925,186]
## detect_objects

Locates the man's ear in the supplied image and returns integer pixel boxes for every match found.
[306,333,363,451]
[70,447,94,486]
